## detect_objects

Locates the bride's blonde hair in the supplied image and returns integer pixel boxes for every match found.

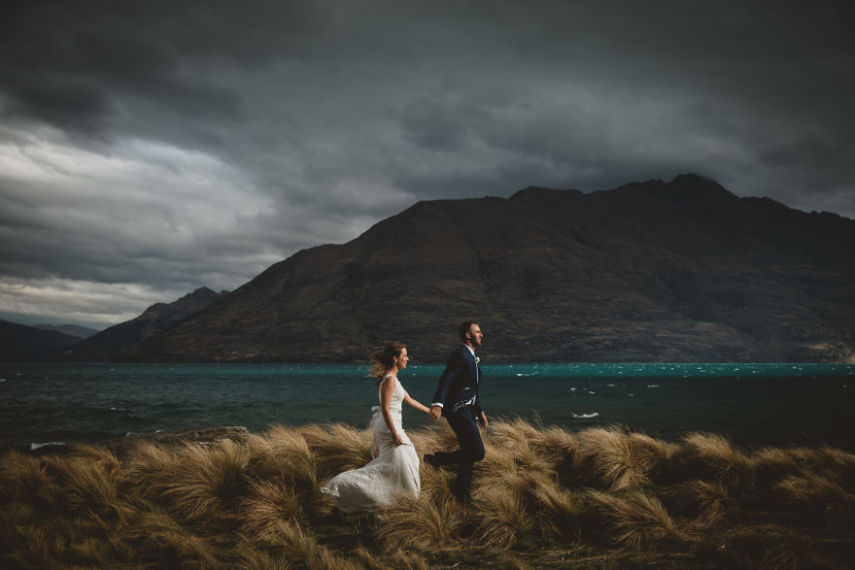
[369,341,406,384]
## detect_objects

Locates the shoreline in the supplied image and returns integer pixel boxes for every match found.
[7,409,855,457]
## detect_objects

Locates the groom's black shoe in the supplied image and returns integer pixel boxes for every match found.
[423,453,442,468]
[451,481,472,507]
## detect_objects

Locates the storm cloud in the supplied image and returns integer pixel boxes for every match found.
[1,0,853,327]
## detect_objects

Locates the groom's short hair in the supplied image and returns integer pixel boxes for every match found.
[458,321,478,343]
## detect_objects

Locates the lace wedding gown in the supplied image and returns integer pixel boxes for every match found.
[321,375,420,512]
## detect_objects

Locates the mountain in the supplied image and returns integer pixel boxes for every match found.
[61,287,228,362]
[34,324,100,339]
[0,319,81,362]
[121,174,855,363]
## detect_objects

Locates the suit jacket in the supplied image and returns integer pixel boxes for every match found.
[432,345,484,418]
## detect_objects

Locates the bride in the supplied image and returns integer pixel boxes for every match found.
[321,341,430,512]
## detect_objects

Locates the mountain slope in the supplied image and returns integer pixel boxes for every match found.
[122,174,855,363]
[61,287,228,362]
[35,324,99,339]
[0,320,81,362]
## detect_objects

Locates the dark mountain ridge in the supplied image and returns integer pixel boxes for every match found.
[61,287,228,362]
[122,174,855,363]
[0,320,81,362]
[34,324,99,339]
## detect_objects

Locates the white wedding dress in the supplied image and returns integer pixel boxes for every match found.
[321,374,420,512]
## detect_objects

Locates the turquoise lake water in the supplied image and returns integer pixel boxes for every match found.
[1,362,853,452]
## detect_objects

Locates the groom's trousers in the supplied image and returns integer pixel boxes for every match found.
[435,406,485,503]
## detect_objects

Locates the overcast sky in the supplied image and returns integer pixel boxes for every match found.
[1,0,853,329]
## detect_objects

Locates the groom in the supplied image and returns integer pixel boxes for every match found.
[425,321,487,505]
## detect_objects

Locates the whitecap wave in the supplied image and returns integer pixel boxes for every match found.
[647,384,660,388]
[30,441,66,451]
[572,412,599,419]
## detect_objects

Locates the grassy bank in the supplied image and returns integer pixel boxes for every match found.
[2,419,854,568]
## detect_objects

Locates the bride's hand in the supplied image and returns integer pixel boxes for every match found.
[392,433,404,446]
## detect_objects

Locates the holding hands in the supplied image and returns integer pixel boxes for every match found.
[427,405,487,429]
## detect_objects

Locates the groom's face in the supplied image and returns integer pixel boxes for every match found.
[467,324,483,348]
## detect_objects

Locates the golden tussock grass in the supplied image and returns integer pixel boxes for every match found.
[376,491,464,550]
[124,509,220,567]
[298,423,374,478]
[231,539,296,570]
[240,479,305,540]
[474,485,536,549]
[132,438,253,522]
[246,519,358,570]
[2,419,855,568]
[582,489,685,551]
[573,426,673,491]
[772,473,855,530]
[660,479,733,528]
[662,432,751,487]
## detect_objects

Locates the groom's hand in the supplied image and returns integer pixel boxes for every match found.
[428,406,442,421]
[478,411,489,429]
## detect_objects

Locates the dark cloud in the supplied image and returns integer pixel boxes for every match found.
[0,0,330,141]
[1,0,853,326]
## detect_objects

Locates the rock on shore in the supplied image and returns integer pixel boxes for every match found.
[110,426,250,457]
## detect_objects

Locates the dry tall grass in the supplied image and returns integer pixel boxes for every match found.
[2,420,854,568]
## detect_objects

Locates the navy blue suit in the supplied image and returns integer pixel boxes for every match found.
[430,345,485,503]
[433,345,484,418]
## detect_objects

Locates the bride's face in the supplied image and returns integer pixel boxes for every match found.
[395,347,409,369]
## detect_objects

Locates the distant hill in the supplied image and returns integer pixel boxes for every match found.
[34,324,99,339]
[121,174,855,363]
[61,287,228,362]
[0,319,81,362]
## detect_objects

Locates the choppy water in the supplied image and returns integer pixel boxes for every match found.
[1,362,853,452]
